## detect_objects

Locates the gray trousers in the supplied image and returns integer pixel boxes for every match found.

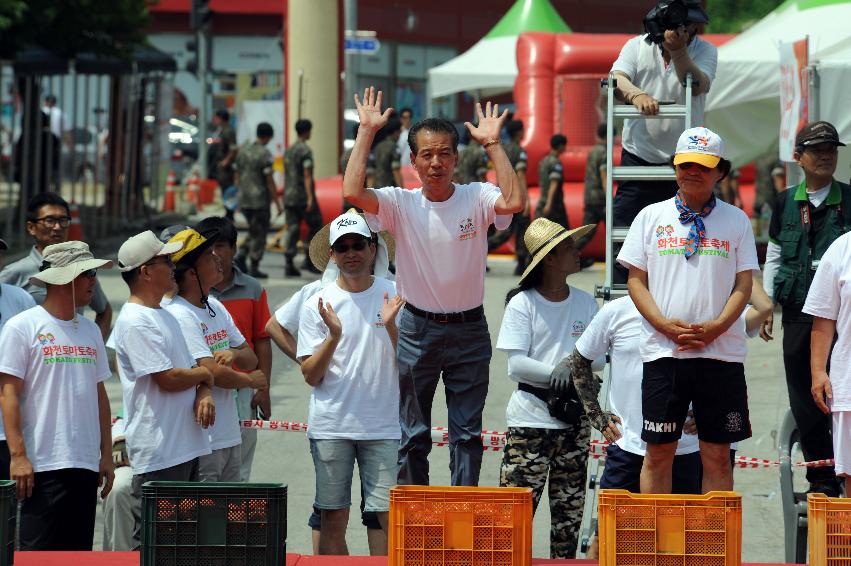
[396,308,491,486]
[131,458,199,550]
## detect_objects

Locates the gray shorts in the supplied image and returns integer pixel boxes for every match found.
[310,438,398,512]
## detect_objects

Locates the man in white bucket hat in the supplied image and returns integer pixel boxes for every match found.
[0,241,114,550]
[110,230,216,548]
[617,126,759,494]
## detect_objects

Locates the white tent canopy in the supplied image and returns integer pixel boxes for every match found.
[428,36,519,99]
[705,0,851,166]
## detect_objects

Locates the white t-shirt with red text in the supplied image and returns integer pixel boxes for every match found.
[617,197,759,363]
[0,306,110,473]
[164,295,246,450]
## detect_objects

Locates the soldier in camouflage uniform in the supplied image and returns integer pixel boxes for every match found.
[283,119,322,277]
[495,218,597,558]
[373,119,403,189]
[576,124,612,250]
[488,120,530,275]
[454,138,488,184]
[536,135,568,228]
[234,122,282,278]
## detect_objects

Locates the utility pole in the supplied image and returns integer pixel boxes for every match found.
[344,0,357,104]
[190,0,212,177]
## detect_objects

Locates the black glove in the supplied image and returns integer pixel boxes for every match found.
[549,358,571,396]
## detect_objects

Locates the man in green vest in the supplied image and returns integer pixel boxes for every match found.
[762,121,849,497]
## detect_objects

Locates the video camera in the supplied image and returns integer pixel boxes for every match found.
[643,0,709,46]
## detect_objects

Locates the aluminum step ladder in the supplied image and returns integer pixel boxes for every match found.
[577,71,694,558]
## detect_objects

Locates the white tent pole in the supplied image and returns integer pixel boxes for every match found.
[426,79,434,117]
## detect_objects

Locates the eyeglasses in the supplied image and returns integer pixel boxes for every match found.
[31,215,71,228]
[143,256,174,269]
[677,162,713,173]
[331,239,369,254]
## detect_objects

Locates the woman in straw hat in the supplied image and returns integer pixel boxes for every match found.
[495,218,596,558]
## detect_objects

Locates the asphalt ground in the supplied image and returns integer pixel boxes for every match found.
[90,247,792,561]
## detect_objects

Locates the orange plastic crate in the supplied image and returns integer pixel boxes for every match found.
[808,493,851,566]
[388,486,533,566]
[598,489,742,566]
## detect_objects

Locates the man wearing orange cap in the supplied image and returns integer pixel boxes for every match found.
[618,127,758,493]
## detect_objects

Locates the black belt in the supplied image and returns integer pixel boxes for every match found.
[518,382,550,403]
[404,303,484,324]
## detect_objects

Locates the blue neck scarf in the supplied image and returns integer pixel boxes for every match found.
[675,192,716,259]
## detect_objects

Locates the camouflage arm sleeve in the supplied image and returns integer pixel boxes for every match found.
[565,348,618,434]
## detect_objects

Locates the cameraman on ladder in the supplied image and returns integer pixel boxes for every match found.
[610,0,717,284]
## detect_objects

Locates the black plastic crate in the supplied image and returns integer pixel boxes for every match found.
[0,481,14,566]
[141,481,286,566]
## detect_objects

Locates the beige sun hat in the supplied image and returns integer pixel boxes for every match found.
[308,209,395,272]
[30,241,113,287]
[518,218,595,283]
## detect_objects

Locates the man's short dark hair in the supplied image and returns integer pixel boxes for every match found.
[257,122,274,139]
[385,118,402,136]
[27,192,69,220]
[550,134,567,150]
[399,107,413,118]
[506,120,524,138]
[196,216,238,248]
[44,94,57,105]
[295,119,312,135]
[215,109,230,122]
[408,118,459,155]
[121,267,140,287]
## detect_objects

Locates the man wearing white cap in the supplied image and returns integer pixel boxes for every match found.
[111,231,215,548]
[298,212,404,555]
[617,127,759,493]
[162,228,265,482]
[0,238,36,480]
[344,87,525,486]
[0,241,114,550]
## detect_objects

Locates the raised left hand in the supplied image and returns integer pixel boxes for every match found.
[663,27,690,52]
[464,102,508,146]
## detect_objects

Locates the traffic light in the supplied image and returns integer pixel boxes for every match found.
[185,37,198,75]
[190,0,211,31]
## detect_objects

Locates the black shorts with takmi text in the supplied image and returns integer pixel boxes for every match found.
[641,357,751,445]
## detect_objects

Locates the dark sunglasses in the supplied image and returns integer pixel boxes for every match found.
[331,239,368,254]
[677,162,713,173]
[80,269,98,279]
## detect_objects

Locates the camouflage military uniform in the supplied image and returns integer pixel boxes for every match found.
[283,140,322,262]
[577,142,607,249]
[234,141,274,263]
[209,123,237,189]
[455,142,488,184]
[373,137,401,188]
[499,421,590,558]
[340,147,375,213]
[487,140,529,266]
[537,154,568,227]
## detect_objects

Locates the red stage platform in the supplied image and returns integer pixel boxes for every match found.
[10,553,787,566]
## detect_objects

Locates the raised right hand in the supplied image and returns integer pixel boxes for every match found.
[11,454,34,500]
[354,86,394,134]
[633,93,660,116]
[318,298,343,338]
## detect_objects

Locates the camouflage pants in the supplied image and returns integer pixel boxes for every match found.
[499,423,590,558]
